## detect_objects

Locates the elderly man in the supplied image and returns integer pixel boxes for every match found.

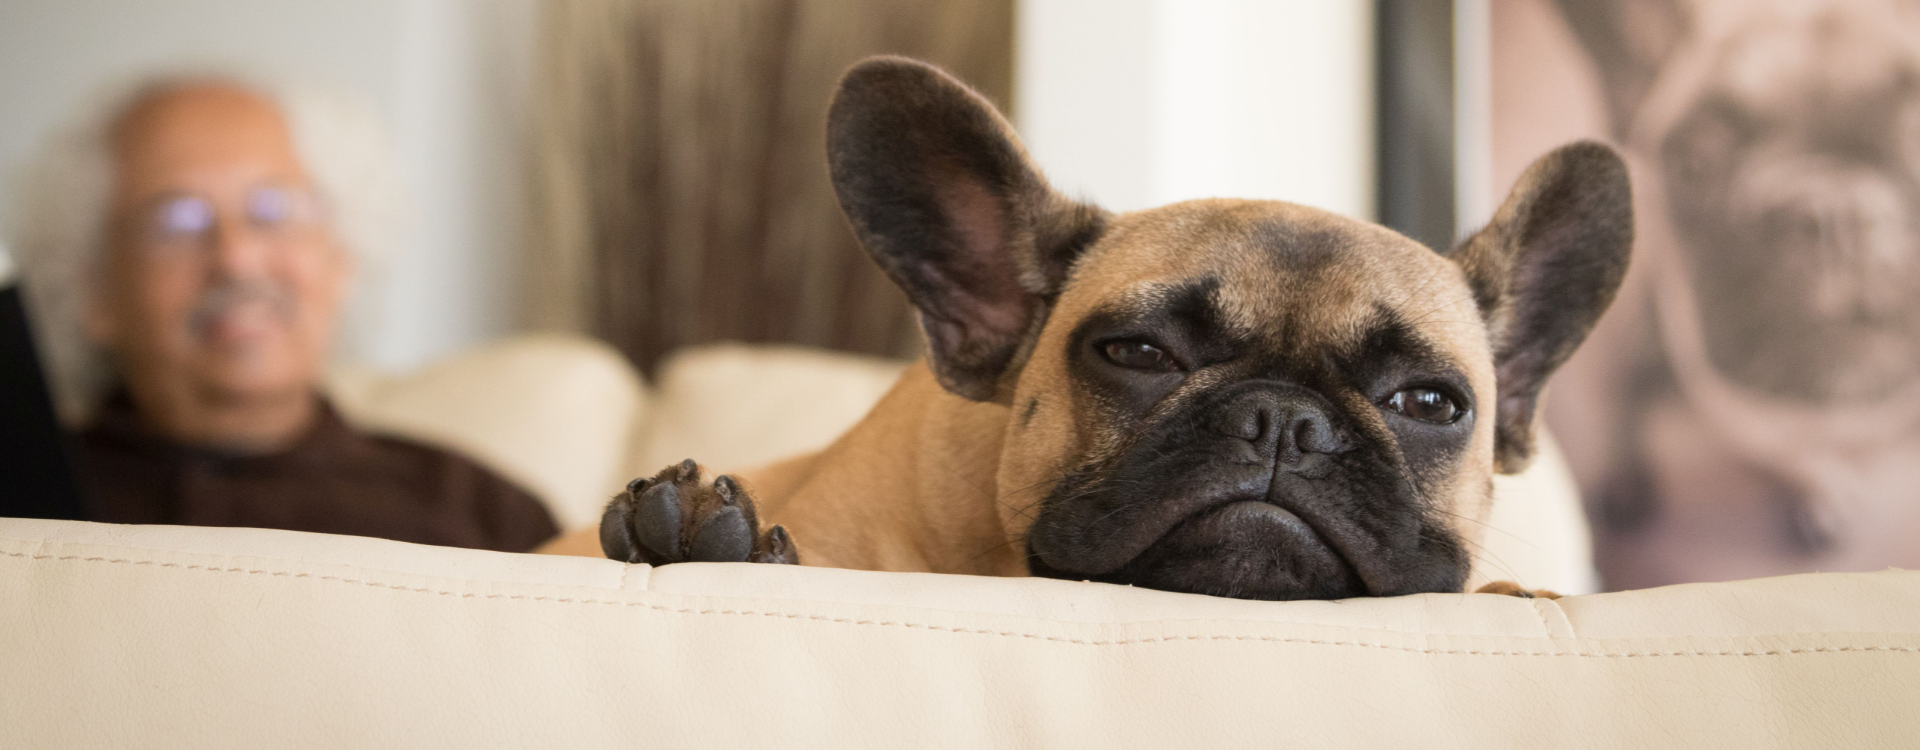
[12,78,557,552]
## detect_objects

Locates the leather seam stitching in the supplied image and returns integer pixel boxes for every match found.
[10,550,1917,657]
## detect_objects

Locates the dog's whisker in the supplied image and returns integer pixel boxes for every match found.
[1398,475,1528,587]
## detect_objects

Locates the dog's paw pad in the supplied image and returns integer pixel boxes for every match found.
[633,479,683,560]
[600,459,799,566]
[689,504,751,562]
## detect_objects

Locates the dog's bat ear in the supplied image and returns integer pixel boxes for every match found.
[1450,141,1632,474]
[827,56,1108,402]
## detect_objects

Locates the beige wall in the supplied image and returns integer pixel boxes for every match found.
[1015,0,1377,220]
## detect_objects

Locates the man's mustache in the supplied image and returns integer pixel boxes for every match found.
[189,279,297,337]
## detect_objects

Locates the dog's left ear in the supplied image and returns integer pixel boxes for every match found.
[827,56,1108,402]
[1450,141,1633,474]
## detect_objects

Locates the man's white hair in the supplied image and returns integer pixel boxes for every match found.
[6,70,397,424]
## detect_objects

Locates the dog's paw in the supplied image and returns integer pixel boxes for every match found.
[1474,580,1563,600]
[600,459,800,566]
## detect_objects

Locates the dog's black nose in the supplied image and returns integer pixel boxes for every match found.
[1210,386,1351,472]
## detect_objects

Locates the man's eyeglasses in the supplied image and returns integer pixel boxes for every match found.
[127,185,326,254]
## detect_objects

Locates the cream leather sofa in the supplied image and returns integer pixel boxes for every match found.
[5,336,1915,747]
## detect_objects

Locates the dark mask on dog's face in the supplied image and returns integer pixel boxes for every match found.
[827,57,1633,600]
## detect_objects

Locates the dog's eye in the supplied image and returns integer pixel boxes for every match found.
[1101,340,1178,372]
[1385,388,1460,424]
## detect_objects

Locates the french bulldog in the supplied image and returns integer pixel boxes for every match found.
[545,56,1631,601]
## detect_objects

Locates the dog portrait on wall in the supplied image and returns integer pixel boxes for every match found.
[1505,0,1920,588]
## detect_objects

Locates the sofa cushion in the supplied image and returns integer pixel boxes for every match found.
[3,518,1913,748]
[628,343,907,477]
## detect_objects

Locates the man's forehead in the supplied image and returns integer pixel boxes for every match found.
[111,84,306,191]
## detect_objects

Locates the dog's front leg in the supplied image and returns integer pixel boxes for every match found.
[600,459,800,565]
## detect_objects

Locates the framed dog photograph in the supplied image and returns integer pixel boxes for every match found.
[1482,0,1920,589]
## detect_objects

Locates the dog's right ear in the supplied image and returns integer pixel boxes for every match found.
[1450,141,1633,474]
[827,56,1108,402]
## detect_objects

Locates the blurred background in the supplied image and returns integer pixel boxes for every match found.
[0,0,1375,376]
[1,0,537,373]
[3,0,1915,589]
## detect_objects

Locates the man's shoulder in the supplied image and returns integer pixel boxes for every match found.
[343,426,527,496]
[333,423,561,550]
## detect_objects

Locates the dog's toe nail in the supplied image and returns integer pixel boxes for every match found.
[625,476,650,496]
[636,481,683,559]
[675,458,699,480]
[714,475,740,504]
[690,506,752,562]
[753,525,799,565]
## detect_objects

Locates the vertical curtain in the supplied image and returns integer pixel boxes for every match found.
[528,0,1014,372]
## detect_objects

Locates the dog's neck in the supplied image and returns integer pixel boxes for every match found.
[754,362,1029,576]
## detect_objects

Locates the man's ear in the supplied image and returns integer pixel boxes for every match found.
[1451,141,1633,474]
[827,56,1108,402]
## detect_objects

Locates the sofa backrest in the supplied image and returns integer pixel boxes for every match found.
[3,516,1913,748]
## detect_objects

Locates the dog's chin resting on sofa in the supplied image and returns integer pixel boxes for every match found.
[546,55,1632,603]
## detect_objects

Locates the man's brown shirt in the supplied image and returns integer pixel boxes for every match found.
[78,393,559,552]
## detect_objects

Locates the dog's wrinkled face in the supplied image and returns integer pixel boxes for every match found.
[827,57,1632,599]
[1003,204,1494,599]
